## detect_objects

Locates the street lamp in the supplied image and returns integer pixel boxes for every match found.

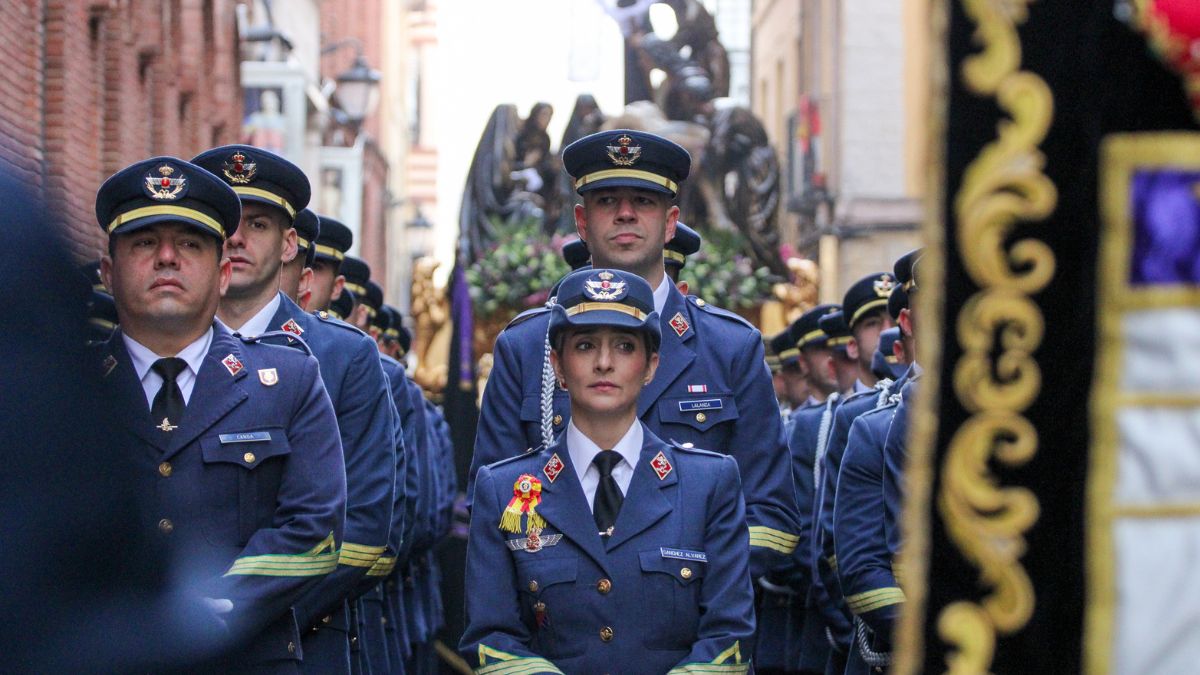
[335,54,382,124]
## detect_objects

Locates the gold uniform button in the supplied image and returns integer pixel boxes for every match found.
[597,578,612,594]
[599,626,614,642]
[243,452,256,464]
[322,615,332,624]
[680,567,693,580]
[287,641,296,654]
[350,636,358,646]
[552,414,563,426]
[695,412,707,423]
[158,518,174,534]
[528,580,539,593]
[158,461,172,477]
[696,298,707,307]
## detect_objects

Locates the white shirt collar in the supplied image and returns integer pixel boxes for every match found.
[853,378,872,394]
[223,293,282,338]
[566,418,644,507]
[652,274,672,316]
[122,327,213,407]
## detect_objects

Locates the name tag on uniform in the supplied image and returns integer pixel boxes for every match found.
[218,431,272,444]
[679,398,722,412]
[660,547,707,562]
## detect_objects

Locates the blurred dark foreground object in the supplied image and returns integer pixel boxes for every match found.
[0,170,227,672]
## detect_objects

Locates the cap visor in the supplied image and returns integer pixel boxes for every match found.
[109,212,224,239]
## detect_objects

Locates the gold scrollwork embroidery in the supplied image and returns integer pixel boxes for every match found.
[936,0,1056,671]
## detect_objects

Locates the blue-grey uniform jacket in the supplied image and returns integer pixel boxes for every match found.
[470,284,800,579]
[99,324,346,668]
[461,424,755,674]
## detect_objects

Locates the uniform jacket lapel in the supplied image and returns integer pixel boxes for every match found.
[534,438,612,575]
[638,287,696,418]
[163,326,249,459]
[102,333,168,453]
[605,427,676,552]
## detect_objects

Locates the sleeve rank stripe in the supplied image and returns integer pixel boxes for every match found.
[667,665,750,674]
[747,526,801,546]
[845,587,907,613]
[827,554,838,572]
[366,556,397,577]
[225,557,338,577]
[475,657,565,675]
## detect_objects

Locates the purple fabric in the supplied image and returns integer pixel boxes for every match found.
[1129,169,1200,285]
[451,263,475,386]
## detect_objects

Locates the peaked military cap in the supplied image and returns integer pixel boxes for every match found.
[80,261,105,293]
[96,156,240,240]
[314,215,353,265]
[340,256,371,297]
[394,320,413,356]
[889,249,923,319]
[362,280,384,319]
[817,308,852,353]
[381,305,405,343]
[86,290,118,343]
[665,222,701,270]
[791,303,841,351]
[872,326,906,381]
[293,208,320,267]
[191,144,310,223]
[563,128,691,197]
[329,288,355,320]
[769,329,799,367]
[562,237,592,271]
[549,268,661,350]
[369,294,391,332]
[842,272,898,330]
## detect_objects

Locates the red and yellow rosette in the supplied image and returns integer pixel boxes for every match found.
[500,473,547,535]
[1131,0,1200,121]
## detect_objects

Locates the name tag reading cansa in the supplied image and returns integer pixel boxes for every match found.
[678,399,722,412]
[660,547,707,562]
[218,431,272,444]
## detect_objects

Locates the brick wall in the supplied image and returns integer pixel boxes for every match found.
[0,0,243,263]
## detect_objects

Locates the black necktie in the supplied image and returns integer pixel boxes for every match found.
[151,357,187,432]
[592,451,624,536]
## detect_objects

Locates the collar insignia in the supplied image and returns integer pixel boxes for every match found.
[222,151,257,184]
[102,354,117,377]
[281,318,304,336]
[650,451,673,480]
[606,134,642,166]
[144,164,187,201]
[258,368,278,386]
[874,275,895,297]
[222,353,244,376]
[584,271,628,301]
[543,453,565,483]
[669,312,690,337]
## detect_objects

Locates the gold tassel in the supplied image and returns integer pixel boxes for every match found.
[499,502,524,534]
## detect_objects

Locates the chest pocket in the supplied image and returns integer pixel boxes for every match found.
[199,427,291,545]
[640,549,708,650]
[656,394,738,433]
[518,391,570,439]
[514,556,583,658]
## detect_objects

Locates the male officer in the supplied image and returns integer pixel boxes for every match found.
[842,273,898,391]
[306,215,353,312]
[663,221,701,291]
[757,305,841,674]
[871,327,907,382]
[95,156,347,670]
[339,256,373,329]
[817,309,859,395]
[472,129,801,581]
[192,145,398,674]
[769,328,807,419]
[808,276,901,672]
[328,290,354,321]
[835,251,921,673]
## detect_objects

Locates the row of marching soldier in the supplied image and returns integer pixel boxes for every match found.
[458,127,919,674]
[83,146,454,674]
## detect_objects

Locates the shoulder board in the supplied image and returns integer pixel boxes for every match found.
[486,449,543,470]
[241,330,314,357]
[669,441,723,459]
[504,305,551,331]
[687,296,756,330]
[313,309,368,336]
[841,388,880,405]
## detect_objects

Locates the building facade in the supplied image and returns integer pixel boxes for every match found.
[751,0,926,298]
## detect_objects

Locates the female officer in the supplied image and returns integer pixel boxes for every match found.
[461,268,755,674]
